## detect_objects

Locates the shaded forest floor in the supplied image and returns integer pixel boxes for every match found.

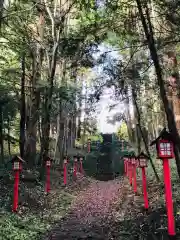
[1,166,180,239]
[43,178,126,240]
[42,177,180,240]
[0,168,92,240]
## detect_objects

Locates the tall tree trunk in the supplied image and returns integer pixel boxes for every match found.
[57,102,65,162]
[136,124,141,155]
[124,88,133,143]
[77,117,81,139]
[41,43,59,161]
[166,50,180,133]
[72,115,76,147]
[25,9,44,165]
[132,88,160,181]
[67,118,72,148]
[0,0,4,27]
[57,60,67,163]
[0,106,4,163]
[19,51,26,159]
[7,117,11,157]
[136,0,180,178]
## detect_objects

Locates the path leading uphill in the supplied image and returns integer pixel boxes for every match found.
[44,178,126,240]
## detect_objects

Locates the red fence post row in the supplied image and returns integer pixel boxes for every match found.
[124,153,149,210]
[123,129,176,237]
[63,155,84,185]
[11,154,85,213]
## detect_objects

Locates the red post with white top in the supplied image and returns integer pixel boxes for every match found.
[12,156,25,212]
[128,158,132,186]
[151,128,176,237]
[45,157,53,194]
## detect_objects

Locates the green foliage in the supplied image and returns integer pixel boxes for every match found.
[0,212,48,240]
[87,134,103,142]
[0,191,73,240]
[117,122,129,141]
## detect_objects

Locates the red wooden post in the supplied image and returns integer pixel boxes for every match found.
[128,158,132,186]
[45,159,51,193]
[73,156,78,178]
[12,156,24,212]
[142,167,148,209]
[13,170,20,212]
[63,157,68,185]
[150,130,176,237]
[163,158,175,236]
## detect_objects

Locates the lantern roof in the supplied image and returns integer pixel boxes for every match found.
[150,128,174,146]
[11,155,25,163]
[138,152,149,159]
[44,156,53,162]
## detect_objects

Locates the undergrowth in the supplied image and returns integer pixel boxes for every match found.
[0,170,82,240]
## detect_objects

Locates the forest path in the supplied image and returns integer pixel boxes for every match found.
[43,177,127,240]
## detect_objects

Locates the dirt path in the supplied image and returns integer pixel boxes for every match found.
[43,178,126,240]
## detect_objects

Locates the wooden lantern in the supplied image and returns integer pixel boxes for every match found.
[73,156,78,162]
[12,156,25,171]
[45,156,53,167]
[150,128,176,236]
[158,139,174,159]
[138,152,149,168]
[131,156,136,165]
[150,128,175,159]
[63,156,68,164]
